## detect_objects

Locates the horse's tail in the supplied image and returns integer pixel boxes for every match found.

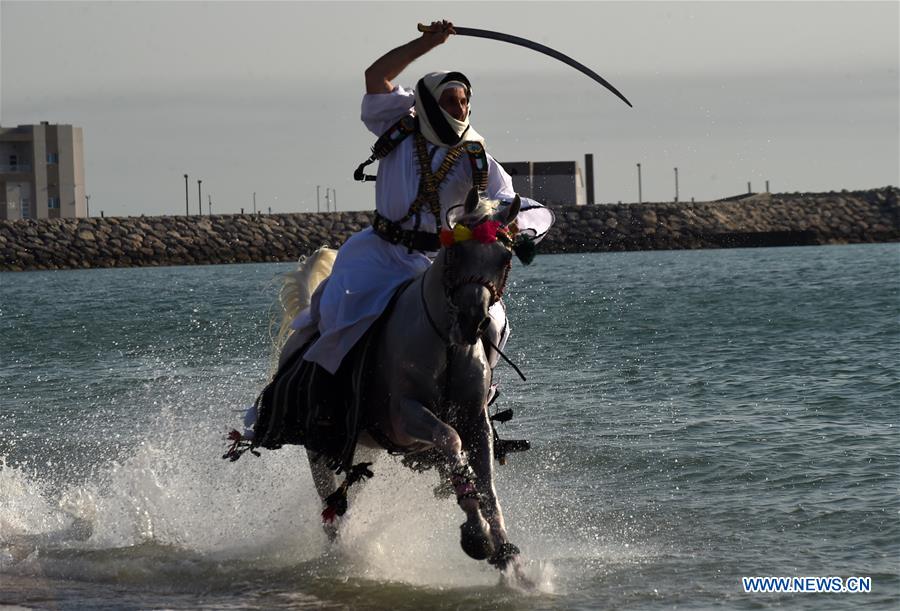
[268,246,337,376]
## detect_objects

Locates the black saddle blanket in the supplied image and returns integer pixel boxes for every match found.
[251,280,412,472]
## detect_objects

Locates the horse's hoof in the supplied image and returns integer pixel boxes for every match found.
[460,518,494,560]
[488,542,521,570]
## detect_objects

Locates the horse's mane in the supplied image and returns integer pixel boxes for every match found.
[267,246,336,377]
[448,196,503,228]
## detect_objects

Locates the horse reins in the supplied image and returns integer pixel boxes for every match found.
[441,245,511,306]
[419,248,526,382]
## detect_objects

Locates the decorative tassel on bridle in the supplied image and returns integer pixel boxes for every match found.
[222,429,260,461]
[321,462,375,523]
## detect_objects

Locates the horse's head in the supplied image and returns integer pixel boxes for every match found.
[439,189,521,346]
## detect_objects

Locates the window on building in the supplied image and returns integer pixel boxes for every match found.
[21,199,31,218]
[48,197,60,209]
[47,152,59,164]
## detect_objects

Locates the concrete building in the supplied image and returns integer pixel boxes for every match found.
[501,160,586,206]
[0,122,86,220]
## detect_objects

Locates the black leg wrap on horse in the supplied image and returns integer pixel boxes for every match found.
[450,463,483,505]
[488,542,521,567]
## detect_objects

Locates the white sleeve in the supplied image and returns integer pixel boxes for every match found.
[485,155,517,201]
[360,86,416,136]
[485,154,555,243]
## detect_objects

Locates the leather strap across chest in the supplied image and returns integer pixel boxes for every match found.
[362,114,490,253]
[396,132,465,231]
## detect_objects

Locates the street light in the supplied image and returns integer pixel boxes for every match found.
[197,179,202,216]
[208,194,212,216]
[674,167,679,203]
[85,194,91,218]
[636,163,642,204]
[184,174,189,215]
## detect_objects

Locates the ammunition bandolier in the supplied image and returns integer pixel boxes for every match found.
[355,114,488,253]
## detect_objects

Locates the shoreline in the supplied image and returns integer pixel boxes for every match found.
[1,187,897,272]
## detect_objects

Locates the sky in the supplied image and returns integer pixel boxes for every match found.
[1,0,898,217]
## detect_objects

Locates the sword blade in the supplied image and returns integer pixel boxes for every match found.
[453,26,632,108]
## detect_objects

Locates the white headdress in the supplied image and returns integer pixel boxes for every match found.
[414,71,483,147]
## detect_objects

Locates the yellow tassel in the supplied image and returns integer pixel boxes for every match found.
[453,225,473,242]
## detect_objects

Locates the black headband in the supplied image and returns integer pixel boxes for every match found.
[439,72,471,97]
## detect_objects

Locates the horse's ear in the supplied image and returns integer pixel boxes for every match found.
[464,188,479,214]
[502,194,521,225]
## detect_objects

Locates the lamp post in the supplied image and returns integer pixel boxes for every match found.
[85,194,91,218]
[316,185,321,213]
[184,174,189,215]
[208,194,212,216]
[674,167,679,203]
[252,191,257,214]
[636,163,642,204]
[197,180,202,216]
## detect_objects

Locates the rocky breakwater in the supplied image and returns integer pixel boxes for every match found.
[0,187,897,272]
[0,211,372,272]
[538,187,899,253]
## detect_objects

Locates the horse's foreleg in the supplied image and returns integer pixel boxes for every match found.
[392,398,494,560]
[460,403,521,570]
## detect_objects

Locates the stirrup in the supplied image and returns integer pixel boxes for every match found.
[488,408,531,465]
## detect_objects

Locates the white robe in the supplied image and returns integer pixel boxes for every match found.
[293,86,554,374]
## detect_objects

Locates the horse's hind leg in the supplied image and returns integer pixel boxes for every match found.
[392,398,494,560]
[307,450,339,540]
[307,445,379,540]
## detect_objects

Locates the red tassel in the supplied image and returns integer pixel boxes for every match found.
[473,220,502,244]
[440,229,455,247]
[321,505,339,524]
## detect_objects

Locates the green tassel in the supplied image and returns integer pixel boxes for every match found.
[513,235,537,265]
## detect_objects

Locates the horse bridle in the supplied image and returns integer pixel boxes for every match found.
[441,243,512,306]
[419,240,512,345]
[419,240,527,384]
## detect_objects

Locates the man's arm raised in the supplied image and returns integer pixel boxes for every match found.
[364,20,455,94]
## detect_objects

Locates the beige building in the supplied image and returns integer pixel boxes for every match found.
[502,160,586,206]
[0,122,86,220]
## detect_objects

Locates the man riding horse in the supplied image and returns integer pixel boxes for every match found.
[231,20,553,571]
[290,19,553,375]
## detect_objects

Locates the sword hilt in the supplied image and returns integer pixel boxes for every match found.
[417,22,456,34]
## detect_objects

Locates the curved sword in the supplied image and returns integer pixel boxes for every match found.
[417,23,632,108]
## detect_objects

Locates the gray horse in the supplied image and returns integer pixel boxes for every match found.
[239,190,530,580]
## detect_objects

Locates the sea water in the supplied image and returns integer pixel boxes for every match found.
[1,244,898,610]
